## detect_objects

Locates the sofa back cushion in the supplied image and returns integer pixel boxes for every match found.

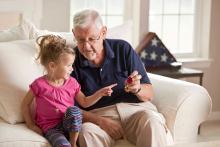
[0,40,44,124]
[0,19,48,42]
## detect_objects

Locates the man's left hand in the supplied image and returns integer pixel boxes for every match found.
[125,71,142,94]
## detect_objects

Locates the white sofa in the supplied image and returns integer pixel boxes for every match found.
[0,20,212,147]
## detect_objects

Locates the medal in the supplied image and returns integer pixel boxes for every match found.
[124,85,131,93]
[124,77,133,93]
[127,77,133,84]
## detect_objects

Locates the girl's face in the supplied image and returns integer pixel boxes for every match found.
[53,53,75,80]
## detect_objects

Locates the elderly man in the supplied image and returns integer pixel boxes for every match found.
[71,8,167,147]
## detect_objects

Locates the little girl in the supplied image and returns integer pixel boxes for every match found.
[21,34,117,147]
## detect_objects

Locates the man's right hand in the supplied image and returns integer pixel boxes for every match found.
[97,116,127,140]
[82,109,126,140]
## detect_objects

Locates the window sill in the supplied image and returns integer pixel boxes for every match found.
[177,58,214,68]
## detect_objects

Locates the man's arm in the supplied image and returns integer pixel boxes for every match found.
[136,83,154,102]
[81,109,126,140]
[127,71,154,102]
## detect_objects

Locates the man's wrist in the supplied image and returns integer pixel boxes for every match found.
[132,86,141,95]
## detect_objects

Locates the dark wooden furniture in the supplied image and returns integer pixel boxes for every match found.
[147,67,204,134]
[147,67,203,86]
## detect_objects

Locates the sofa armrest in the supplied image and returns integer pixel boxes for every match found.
[148,73,212,145]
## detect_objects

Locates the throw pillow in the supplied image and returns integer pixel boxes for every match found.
[0,40,44,124]
[106,20,133,46]
[0,19,49,42]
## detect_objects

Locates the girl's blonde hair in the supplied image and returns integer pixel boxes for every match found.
[36,34,75,71]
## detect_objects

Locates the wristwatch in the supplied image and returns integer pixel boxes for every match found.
[132,86,141,95]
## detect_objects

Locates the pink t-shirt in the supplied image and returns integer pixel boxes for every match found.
[29,76,81,133]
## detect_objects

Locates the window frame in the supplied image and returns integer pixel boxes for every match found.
[148,0,199,58]
[140,0,212,68]
[70,0,125,30]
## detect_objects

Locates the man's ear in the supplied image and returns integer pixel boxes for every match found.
[72,29,75,37]
[102,26,107,39]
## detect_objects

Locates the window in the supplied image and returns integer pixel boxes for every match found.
[149,0,197,56]
[70,0,124,31]
[70,0,141,47]
[147,0,213,67]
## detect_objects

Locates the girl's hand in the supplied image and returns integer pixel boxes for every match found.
[99,83,117,97]
[29,124,43,136]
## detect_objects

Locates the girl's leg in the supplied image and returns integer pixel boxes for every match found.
[69,131,79,147]
[44,127,71,147]
[63,106,82,146]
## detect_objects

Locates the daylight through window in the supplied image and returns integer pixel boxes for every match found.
[70,0,124,31]
[149,0,195,54]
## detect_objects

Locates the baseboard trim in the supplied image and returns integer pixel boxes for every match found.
[206,111,220,121]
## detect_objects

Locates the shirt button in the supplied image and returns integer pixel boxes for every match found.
[100,69,102,71]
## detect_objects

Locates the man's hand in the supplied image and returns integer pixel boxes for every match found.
[97,117,126,140]
[125,71,142,93]
[81,108,127,141]
[125,71,154,101]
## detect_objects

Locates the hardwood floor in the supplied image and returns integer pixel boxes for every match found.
[197,120,220,142]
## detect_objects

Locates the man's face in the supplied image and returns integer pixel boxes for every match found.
[72,23,107,61]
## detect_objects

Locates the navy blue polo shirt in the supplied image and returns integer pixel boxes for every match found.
[71,39,151,111]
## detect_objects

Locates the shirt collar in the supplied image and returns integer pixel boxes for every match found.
[79,39,114,68]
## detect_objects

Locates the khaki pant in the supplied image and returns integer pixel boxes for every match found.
[78,102,167,147]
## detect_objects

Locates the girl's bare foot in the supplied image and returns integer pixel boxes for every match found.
[69,131,79,147]
[70,142,78,147]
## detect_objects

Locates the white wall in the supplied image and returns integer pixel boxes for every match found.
[40,0,70,32]
[139,0,149,42]
[186,0,220,112]
[0,0,42,29]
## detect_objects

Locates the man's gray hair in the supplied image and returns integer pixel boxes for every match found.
[73,8,103,30]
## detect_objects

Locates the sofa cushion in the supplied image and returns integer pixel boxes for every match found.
[0,117,51,147]
[0,19,48,42]
[0,117,174,147]
[0,39,44,124]
[0,117,134,147]
[106,20,133,46]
